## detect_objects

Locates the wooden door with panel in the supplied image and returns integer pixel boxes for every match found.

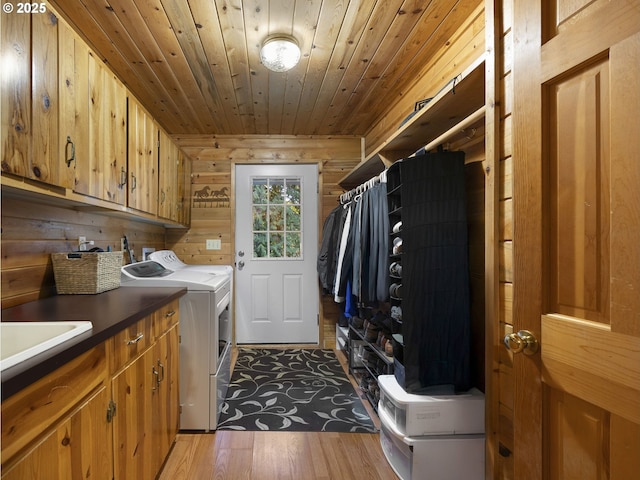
[511,0,640,478]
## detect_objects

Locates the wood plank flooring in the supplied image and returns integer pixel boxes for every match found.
[158,431,398,480]
[158,348,399,479]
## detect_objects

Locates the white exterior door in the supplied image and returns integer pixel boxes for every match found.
[234,164,319,344]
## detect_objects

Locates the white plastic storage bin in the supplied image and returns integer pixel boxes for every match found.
[336,324,348,352]
[378,374,485,437]
[379,406,485,480]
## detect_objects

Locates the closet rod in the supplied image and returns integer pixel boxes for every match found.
[339,170,386,204]
[422,105,486,153]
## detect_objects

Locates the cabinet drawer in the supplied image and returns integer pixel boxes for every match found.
[110,315,152,373]
[1,344,107,465]
[153,299,180,339]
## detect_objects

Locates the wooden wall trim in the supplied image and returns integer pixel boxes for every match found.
[484,0,502,477]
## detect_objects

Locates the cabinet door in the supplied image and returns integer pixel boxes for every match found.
[127,97,158,214]
[111,349,155,480]
[158,129,178,221]
[58,20,89,190]
[176,149,192,226]
[1,11,30,177]
[82,52,127,204]
[152,324,180,474]
[1,386,112,480]
[30,6,58,185]
[1,7,60,186]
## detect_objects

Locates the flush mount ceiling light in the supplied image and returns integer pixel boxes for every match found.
[260,35,301,72]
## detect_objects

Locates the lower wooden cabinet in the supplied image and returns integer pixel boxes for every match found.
[111,322,179,479]
[1,301,180,480]
[2,386,112,480]
[153,324,180,474]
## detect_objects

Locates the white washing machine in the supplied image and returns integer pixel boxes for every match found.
[148,250,234,340]
[120,260,231,431]
[149,249,233,276]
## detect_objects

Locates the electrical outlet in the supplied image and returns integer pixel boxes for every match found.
[120,237,126,251]
[142,247,155,261]
[79,236,87,251]
[206,239,221,250]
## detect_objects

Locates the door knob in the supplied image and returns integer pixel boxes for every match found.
[238,260,245,270]
[238,251,245,257]
[504,329,539,355]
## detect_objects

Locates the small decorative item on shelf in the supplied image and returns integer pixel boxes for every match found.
[392,237,402,254]
[389,283,402,299]
[389,261,402,277]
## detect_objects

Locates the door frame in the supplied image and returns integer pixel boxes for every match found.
[230,162,323,346]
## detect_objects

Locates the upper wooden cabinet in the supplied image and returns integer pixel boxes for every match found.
[58,19,89,191]
[127,97,158,215]
[1,6,190,226]
[158,128,178,221]
[176,149,192,226]
[159,130,192,224]
[1,6,69,187]
[81,51,128,204]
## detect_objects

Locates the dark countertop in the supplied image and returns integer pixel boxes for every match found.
[1,286,187,401]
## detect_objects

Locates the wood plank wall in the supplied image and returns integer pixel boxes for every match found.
[167,135,361,348]
[1,193,166,309]
[498,0,515,477]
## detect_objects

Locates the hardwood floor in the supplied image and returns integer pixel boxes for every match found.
[158,348,399,479]
[158,431,398,479]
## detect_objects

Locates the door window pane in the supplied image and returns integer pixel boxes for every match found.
[253,206,267,230]
[251,177,303,259]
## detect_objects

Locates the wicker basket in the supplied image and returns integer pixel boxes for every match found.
[51,251,123,294]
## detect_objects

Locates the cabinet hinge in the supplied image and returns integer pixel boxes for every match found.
[317,313,320,325]
[106,400,117,423]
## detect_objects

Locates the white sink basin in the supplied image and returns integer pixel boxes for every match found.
[0,321,93,376]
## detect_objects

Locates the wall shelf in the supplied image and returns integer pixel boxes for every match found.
[339,54,486,189]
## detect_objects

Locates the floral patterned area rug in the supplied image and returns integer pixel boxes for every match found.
[217,348,377,432]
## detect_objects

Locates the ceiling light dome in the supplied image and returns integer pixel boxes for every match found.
[260,35,301,72]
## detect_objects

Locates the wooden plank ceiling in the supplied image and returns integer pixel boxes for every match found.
[51,0,478,136]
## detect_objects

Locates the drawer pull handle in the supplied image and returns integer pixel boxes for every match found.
[127,333,144,345]
[165,310,176,318]
[152,365,159,391]
[157,360,165,383]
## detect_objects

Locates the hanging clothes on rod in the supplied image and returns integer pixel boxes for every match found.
[318,169,389,305]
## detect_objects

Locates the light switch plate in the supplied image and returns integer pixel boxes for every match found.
[206,239,221,250]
